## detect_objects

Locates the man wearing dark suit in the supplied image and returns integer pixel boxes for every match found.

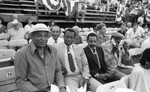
[84,33,117,84]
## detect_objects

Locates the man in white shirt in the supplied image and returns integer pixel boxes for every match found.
[126,23,145,48]
[47,25,64,47]
[57,28,101,92]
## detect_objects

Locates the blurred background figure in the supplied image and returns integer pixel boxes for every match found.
[7,14,23,29]
[72,26,83,45]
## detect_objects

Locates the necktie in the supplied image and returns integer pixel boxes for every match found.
[67,47,75,72]
[54,40,57,43]
[92,48,101,68]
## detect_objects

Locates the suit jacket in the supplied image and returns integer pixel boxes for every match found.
[57,43,91,78]
[84,46,108,77]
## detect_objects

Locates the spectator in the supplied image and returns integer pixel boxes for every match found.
[137,14,145,26]
[57,28,101,92]
[47,25,63,47]
[84,33,123,84]
[72,26,82,44]
[96,23,109,46]
[24,18,34,40]
[126,23,145,48]
[7,14,23,29]
[47,20,55,30]
[101,32,126,80]
[128,48,150,92]
[0,17,8,49]
[76,2,86,22]
[118,23,127,36]
[0,17,6,34]
[14,23,67,92]
[6,19,28,51]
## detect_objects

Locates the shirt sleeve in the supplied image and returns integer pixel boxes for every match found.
[14,52,38,92]
[55,50,66,88]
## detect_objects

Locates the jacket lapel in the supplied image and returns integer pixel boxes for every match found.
[87,46,99,66]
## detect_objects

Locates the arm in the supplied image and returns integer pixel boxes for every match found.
[14,52,38,92]
[81,49,91,78]
[55,50,66,88]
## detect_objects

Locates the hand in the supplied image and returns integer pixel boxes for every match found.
[59,87,67,92]
[98,74,108,80]
[82,78,90,87]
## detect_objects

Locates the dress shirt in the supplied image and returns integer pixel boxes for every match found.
[14,41,65,92]
[47,37,64,46]
[24,24,34,33]
[64,44,80,75]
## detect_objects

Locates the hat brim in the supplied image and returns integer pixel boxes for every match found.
[28,30,51,38]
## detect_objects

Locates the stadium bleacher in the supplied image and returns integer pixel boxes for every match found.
[0,0,117,25]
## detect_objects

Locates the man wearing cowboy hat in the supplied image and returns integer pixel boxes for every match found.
[101,32,126,82]
[14,23,67,92]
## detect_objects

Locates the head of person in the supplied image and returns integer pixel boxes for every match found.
[72,26,81,36]
[140,48,150,67]
[127,22,132,28]
[12,14,18,21]
[51,25,61,40]
[0,17,4,25]
[48,20,55,27]
[64,28,76,46]
[111,32,124,47]
[120,23,127,32]
[87,33,98,48]
[27,18,33,25]
[29,23,51,48]
[95,22,106,34]
[133,23,138,30]
[12,19,20,30]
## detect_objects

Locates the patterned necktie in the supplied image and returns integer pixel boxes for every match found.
[67,47,75,72]
[54,40,57,43]
[92,48,101,68]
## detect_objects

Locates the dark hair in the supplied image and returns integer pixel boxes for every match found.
[87,33,98,41]
[140,48,150,65]
[64,28,76,37]
[0,17,4,23]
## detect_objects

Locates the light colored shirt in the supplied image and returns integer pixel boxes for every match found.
[141,37,150,52]
[24,24,34,33]
[126,26,145,44]
[7,21,23,29]
[64,44,80,75]
[7,28,26,40]
[14,41,65,92]
[47,37,64,46]
[138,16,144,24]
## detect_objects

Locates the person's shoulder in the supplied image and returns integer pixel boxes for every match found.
[16,45,29,55]
[47,44,57,52]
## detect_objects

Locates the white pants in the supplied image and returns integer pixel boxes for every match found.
[64,74,102,92]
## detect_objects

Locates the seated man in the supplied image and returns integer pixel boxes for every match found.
[127,48,150,92]
[47,25,64,48]
[6,19,28,51]
[7,14,23,29]
[101,32,127,80]
[57,28,101,92]
[14,23,67,92]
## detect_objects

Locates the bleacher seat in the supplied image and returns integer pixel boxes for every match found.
[96,80,127,92]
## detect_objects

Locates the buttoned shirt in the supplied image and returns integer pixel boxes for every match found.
[14,41,65,92]
[64,44,80,75]
[47,37,64,47]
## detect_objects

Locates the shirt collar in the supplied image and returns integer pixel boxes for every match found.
[64,43,73,50]
[30,41,51,55]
